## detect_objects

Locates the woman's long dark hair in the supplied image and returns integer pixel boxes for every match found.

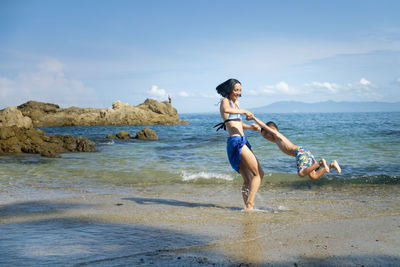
[216,78,241,98]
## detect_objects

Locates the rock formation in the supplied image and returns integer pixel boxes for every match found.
[0,107,96,158]
[116,131,130,140]
[135,128,158,140]
[17,99,188,127]
[106,128,158,140]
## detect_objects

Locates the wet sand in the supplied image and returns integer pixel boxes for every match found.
[1,183,400,266]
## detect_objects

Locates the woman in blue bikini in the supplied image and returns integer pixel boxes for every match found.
[215,78,264,210]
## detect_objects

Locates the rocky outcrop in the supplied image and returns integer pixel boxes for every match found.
[135,128,158,140]
[0,107,33,129]
[106,128,158,140]
[106,134,116,139]
[17,99,188,127]
[0,107,96,158]
[116,131,130,140]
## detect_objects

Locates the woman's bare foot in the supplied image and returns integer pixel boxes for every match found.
[243,200,254,211]
[319,158,330,172]
[330,160,342,173]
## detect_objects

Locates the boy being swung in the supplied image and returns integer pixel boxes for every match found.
[249,115,341,180]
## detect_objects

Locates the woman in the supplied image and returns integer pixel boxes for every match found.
[215,78,264,210]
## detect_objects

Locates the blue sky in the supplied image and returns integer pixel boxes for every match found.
[1,0,399,113]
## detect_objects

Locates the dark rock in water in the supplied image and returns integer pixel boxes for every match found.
[40,149,62,158]
[0,107,96,158]
[106,134,116,139]
[76,137,96,152]
[135,128,158,140]
[116,131,130,140]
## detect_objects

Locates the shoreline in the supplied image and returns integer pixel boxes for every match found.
[1,183,399,266]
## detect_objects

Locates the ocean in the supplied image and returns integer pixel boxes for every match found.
[1,112,399,198]
[0,112,399,266]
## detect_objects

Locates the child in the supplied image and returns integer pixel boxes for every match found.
[250,116,341,180]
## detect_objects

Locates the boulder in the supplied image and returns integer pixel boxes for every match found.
[0,107,32,129]
[116,131,130,139]
[76,137,96,152]
[135,128,158,140]
[106,134,116,139]
[0,107,96,157]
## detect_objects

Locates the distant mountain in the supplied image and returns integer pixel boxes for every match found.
[251,100,400,113]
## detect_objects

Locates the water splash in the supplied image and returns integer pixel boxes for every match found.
[180,171,234,181]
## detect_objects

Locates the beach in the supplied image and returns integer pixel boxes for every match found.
[1,112,399,266]
[1,182,399,266]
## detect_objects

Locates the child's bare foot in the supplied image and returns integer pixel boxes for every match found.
[319,158,329,172]
[330,160,341,173]
[318,159,329,172]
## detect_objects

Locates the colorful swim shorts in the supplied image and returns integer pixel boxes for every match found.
[295,146,316,173]
[227,136,252,173]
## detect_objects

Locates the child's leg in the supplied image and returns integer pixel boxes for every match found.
[298,160,322,178]
[308,159,330,180]
[329,160,341,173]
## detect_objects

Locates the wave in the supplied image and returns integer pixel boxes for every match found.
[180,171,234,181]
[263,172,400,187]
[96,139,115,145]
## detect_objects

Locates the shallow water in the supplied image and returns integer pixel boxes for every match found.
[1,112,399,196]
[0,112,399,265]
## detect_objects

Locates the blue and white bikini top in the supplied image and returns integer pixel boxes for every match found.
[213,100,242,131]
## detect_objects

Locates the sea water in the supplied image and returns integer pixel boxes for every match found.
[0,112,399,266]
[0,112,399,202]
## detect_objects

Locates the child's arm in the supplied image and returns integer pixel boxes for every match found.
[252,116,279,136]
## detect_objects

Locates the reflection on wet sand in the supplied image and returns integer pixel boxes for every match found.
[1,183,399,266]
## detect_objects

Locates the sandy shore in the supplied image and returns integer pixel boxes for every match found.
[1,183,399,266]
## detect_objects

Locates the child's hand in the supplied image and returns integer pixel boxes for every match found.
[251,123,261,132]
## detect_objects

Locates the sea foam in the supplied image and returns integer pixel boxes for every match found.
[181,171,234,181]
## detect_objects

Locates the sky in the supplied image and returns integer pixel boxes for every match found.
[1,0,399,113]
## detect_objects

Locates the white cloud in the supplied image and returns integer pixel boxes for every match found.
[200,93,220,99]
[148,85,168,99]
[360,77,371,86]
[248,89,258,96]
[246,77,382,103]
[0,58,101,108]
[395,77,400,84]
[251,81,298,96]
[179,91,190,97]
[262,82,295,95]
[345,78,377,98]
[304,81,341,94]
[177,91,219,99]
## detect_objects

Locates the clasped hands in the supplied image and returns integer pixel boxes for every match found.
[245,112,255,121]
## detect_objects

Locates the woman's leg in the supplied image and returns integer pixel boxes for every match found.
[240,167,252,205]
[239,145,264,210]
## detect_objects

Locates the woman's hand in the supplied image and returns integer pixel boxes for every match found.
[245,111,254,120]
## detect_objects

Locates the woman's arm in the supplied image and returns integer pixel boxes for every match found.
[242,122,254,130]
[220,98,252,116]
